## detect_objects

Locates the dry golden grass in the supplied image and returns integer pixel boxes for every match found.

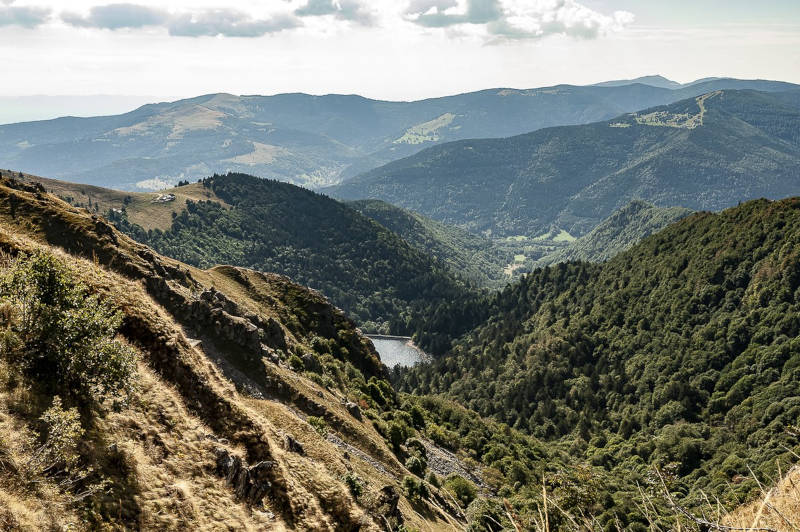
[0,176,463,530]
[11,171,229,231]
[723,464,800,531]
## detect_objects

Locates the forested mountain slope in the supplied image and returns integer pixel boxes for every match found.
[1,79,797,190]
[91,172,475,333]
[536,200,693,266]
[330,89,800,237]
[349,199,511,287]
[1,174,796,530]
[398,197,800,515]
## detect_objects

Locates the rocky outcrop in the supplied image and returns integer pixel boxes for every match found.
[284,434,305,455]
[374,485,403,529]
[345,401,362,421]
[143,277,288,368]
[214,448,277,506]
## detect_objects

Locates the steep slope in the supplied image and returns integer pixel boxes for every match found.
[0,175,478,530]
[349,199,511,287]
[330,89,800,237]
[1,79,797,190]
[536,200,693,265]
[398,197,800,516]
[27,171,473,333]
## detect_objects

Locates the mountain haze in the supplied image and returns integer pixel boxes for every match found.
[1,79,797,191]
[330,89,800,237]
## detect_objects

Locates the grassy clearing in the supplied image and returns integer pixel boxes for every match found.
[11,171,229,231]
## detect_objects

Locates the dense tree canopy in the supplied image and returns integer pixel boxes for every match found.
[398,197,800,512]
[109,172,477,333]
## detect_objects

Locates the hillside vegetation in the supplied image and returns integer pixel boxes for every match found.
[1,165,797,530]
[535,200,693,266]
[0,174,502,530]
[349,199,511,287]
[102,173,475,334]
[398,197,800,526]
[331,89,800,237]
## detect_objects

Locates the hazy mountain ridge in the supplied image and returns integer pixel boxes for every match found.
[330,89,800,237]
[2,78,798,190]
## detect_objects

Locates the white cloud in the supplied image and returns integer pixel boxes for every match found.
[294,0,376,26]
[0,1,50,28]
[61,3,302,37]
[406,0,634,41]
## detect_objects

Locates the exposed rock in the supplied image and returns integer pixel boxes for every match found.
[374,485,403,528]
[284,435,305,455]
[344,401,362,421]
[214,448,277,506]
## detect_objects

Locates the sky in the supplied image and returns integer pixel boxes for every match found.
[0,0,798,107]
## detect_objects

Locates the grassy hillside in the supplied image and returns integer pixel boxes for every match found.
[2,80,797,191]
[0,174,499,530]
[397,197,800,525]
[536,200,693,266]
[330,89,800,238]
[0,172,794,530]
[349,199,511,288]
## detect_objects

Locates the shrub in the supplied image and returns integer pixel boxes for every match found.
[288,354,305,371]
[402,475,428,501]
[308,416,328,436]
[29,396,83,476]
[444,474,477,508]
[465,498,508,532]
[405,455,427,477]
[387,420,412,451]
[406,438,427,459]
[367,381,386,405]
[342,472,363,499]
[0,252,137,405]
[409,404,426,429]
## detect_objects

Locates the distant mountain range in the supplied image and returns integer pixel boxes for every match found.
[1,77,797,191]
[329,89,800,237]
[0,95,159,125]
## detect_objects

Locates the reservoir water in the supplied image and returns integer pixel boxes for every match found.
[367,335,430,368]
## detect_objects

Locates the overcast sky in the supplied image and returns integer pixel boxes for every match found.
[1,0,798,103]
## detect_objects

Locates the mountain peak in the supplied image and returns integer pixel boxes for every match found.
[593,75,683,89]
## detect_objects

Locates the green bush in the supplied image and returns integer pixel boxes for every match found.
[0,252,137,405]
[30,396,83,475]
[288,354,305,371]
[387,420,412,451]
[402,475,429,501]
[342,472,363,499]
[405,455,427,477]
[444,474,477,508]
[307,416,328,436]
